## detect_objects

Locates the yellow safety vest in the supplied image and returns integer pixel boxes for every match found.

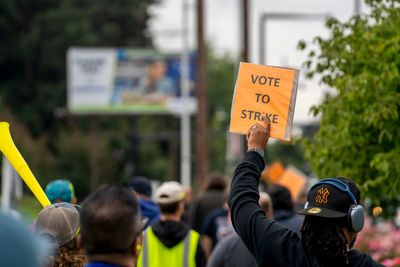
[137,226,200,267]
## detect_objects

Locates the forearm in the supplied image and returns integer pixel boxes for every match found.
[201,236,213,259]
[228,151,265,223]
[228,152,265,257]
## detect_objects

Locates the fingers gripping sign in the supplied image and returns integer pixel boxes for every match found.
[263,115,271,134]
[247,116,270,152]
[246,123,262,141]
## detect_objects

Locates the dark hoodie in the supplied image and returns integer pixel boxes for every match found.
[228,151,384,267]
[273,209,303,237]
[152,220,206,267]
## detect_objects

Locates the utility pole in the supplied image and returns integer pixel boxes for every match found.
[354,0,361,14]
[241,0,250,154]
[196,0,209,186]
[242,0,250,62]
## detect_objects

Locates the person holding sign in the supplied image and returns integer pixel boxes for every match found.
[228,118,383,267]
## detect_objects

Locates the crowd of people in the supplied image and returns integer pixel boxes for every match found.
[0,120,385,267]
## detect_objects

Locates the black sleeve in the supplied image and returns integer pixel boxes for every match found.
[195,239,207,267]
[228,151,306,267]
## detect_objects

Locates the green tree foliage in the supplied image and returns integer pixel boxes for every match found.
[0,0,157,199]
[300,0,400,210]
[0,0,308,198]
[0,0,154,135]
[207,52,236,173]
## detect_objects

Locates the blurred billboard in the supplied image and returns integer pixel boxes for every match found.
[67,48,196,114]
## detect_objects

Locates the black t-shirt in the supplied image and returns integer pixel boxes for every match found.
[201,207,233,249]
[228,152,384,267]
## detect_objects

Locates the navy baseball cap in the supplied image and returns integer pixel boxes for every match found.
[298,177,361,218]
[128,176,152,197]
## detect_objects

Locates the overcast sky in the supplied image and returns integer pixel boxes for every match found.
[148,0,365,124]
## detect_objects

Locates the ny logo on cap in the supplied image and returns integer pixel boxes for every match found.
[315,187,330,204]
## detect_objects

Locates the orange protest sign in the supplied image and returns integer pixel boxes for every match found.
[229,62,299,140]
[276,166,307,201]
[265,161,285,183]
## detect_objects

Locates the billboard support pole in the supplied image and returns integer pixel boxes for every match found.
[195,0,209,187]
[90,117,100,192]
[180,0,191,187]
[1,156,12,211]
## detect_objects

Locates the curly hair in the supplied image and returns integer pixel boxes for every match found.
[301,215,349,263]
[48,239,85,267]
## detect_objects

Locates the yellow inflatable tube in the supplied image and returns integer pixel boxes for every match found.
[0,122,50,207]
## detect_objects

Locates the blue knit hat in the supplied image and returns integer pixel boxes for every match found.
[45,180,75,204]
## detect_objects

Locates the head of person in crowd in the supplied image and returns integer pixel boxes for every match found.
[80,185,144,267]
[184,186,193,204]
[129,176,152,199]
[268,184,293,212]
[295,189,308,212]
[45,179,77,204]
[202,171,227,192]
[268,184,304,236]
[227,192,272,221]
[180,186,193,224]
[259,192,273,218]
[298,177,364,262]
[156,181,186,220]
[35,202,84,267]
[0,212,43,267]
[128,176,160,226]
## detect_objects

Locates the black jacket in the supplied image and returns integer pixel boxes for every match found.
[152,220,207,267]
[228,151,384,267]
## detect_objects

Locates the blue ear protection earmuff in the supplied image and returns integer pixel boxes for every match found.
[304,178,364,233]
